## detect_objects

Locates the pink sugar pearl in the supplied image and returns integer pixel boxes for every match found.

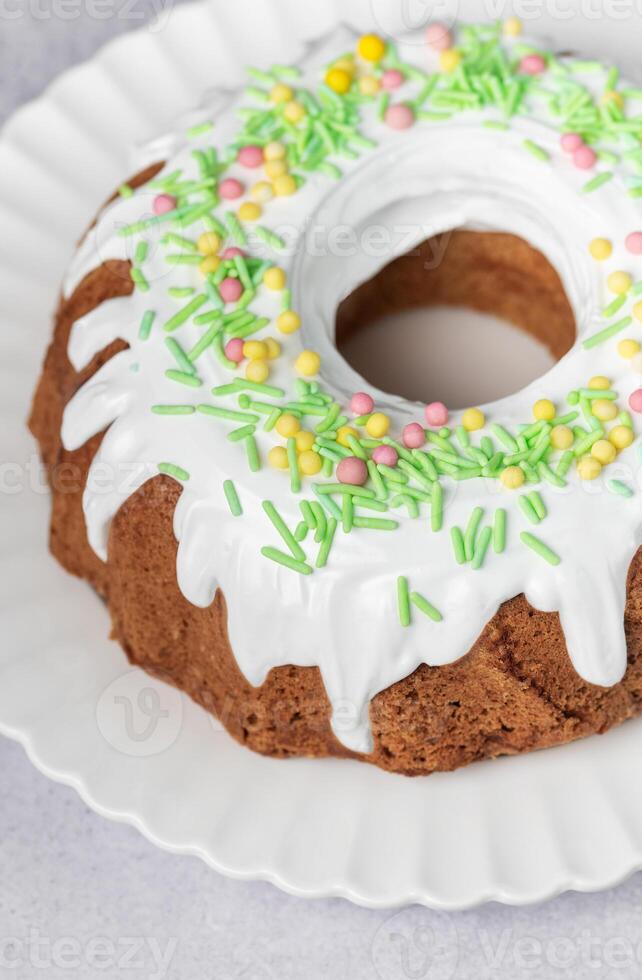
[221,247,245,259]
[520,54,546,75]
[625,232,642,255]
[573,146,597,170]
[337,456,368,487]
[560,132,583,153]
[219,277,243,303]
[219,178,245,200]
[153,194,176,216]
[424,401,448,427]
[372,445,398,467]
[426,22,453,51]
[350,391,374,415]
[402,422,426,449]
[385,104,415,130]
[381,69,404,91]
[629,389,642,413]
[224,338,245,363]
[237,145,264,168]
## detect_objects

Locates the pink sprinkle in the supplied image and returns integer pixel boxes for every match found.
[372,445,398,467]
[402,423,426,449]
[153,194,176,216]
[225,338,245,363]
[350,391,374,415]
[629,389,642,413]
[237,145,264,168]
[381,69,404,91]
[219,278,243,303]
[219,178,245,200]
[337,456,368,487]
[221,247,245,259]
[560,132,583,153]
[426,22,452,51]
[520,54,546,76]
[573,146,597,170]
[385,104,415,130]
[625,232,642,255]
[424,401,449,427]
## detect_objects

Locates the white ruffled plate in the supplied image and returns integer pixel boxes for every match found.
[3,0,642,909]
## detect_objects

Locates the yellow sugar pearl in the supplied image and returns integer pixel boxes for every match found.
[270,83,293,104]
[264,337,281,360]
[273,174,298,197]
[263,266,286,291]
[295,350,321,377]
[276,413,301,438]
[440,49,462,72]
[298,450,323,476]
[533,398,555,421]
[577,456,602,480]
[589,237,613,261]
[588,375,610,390]
[238,202,262,222]
[633,300,642,322]
[284,101,306,124]
[325,68,352,95]
[592,399,618,422]
[264,141,286,162]
[357,34,386,63]
[618,338,641,359]
[551,424,574,450]
[295,430,315,453]
[366,412,390,438]
[462,407,485,432]
[336,426,359,448]
[277,310,301,335]
[591,439,617,465]
[601,90,624,109]
[359,76,381,96]
[243,340,268,360]
[197,231,221,256]
[607,270,632,295]
[500,466,525,490]
[251,181,274,203]
[246,358,269,383]
[503,15,522,36]
[264,159,288,179]
[268,446,289,470]
[609,425,634,450]
[199,255,221,276]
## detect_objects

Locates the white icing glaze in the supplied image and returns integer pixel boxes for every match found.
[60,27,642,753]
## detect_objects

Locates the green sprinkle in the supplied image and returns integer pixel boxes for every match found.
[342,493,354,533]
[164,295,207,333]
[138,310,156,340]
[582,171,614,193]
[261,546,313,575]
[158,463,190,482]
[263,500,305,561]
[225,212,247,245]
[608,479,634,498]
[491,424,519,453]
[431,482,443,532]
[316,518,337,568]
[245,434,260,472]
[288,437,301,493]
[464,507,483,562]
[520,532,561,566]
[197,405,259,424]
[523,139,549,161]
[582,316,632,349]
[134,240,149,264]
[471,526,492,570]
[130,268,149,291]
[310,501,327,542]
[227,424,256,442]
[529,491,547,521]
[450,527,466,565]
[300,500,317,532]
[294,522,308,542]
[188,121,214,138]
[493,509,507,554]
[397,576,411,627]
[518,495,540,525]
[410,592,443,623]
[556,452,574,479]
[223,480,242,516]
[254,226,286,251]
[165,337,195,374]
[367,460,388,501]
[235,380,285,399]
[118,184,134,198]
[352,518,398,530]
[165,369,202,388]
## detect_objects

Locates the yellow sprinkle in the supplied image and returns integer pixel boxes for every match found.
[295,350,321,377]
[577,456,601,480]
[601,90,624,109]
[263,266,286,291]
[503,15,522,36]
[298,450,323,476]
[359,76,381,96]
[609,425,634,450]
[588,375,611,390]
[277,310,301,335]
[336,426,359,448]
[607,270,632,295]
[264,337,281,360]
[243,340,268,360]
[439,48,462,72]
[551,424,574,450]
[618,338,641,359]
[462,407,485,432]
[325,67,352,94]
[591,439,617,465]
[270,83,293,104]
[633,300,642,323]
[592,399,618,422]
[199,255,221,276]
[295,430,315,453]
[264,141,286,162]
[251,181,274,203]
[366,412,390,438]
[588,238,612,261]
[533,398,555,421]
[273,174,297,197]
[246,358,269,383]
[197,231,221,256]
[357,34,386,63]
[268,446,289,470]
[284,101,306,124]
[264,159,288,179]
[238,201,262,222]
[500,466,525,490]
[276,413,301,438]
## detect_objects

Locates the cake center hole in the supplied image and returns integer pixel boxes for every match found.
[336,230,576,409]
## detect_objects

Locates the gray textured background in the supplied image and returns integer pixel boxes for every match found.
[4,4,642,979]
